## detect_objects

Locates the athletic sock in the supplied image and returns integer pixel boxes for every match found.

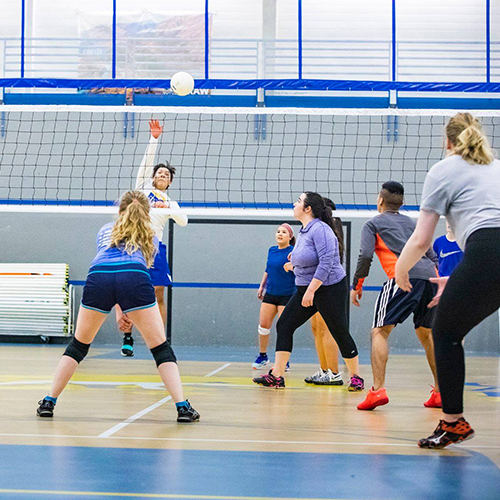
[45,396,57,404]
[175,400,188,409]
[260,352,267,357]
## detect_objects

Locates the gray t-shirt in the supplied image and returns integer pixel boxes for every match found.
[420,155,500,249]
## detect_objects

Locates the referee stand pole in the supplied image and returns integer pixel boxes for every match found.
[166,219,174,344]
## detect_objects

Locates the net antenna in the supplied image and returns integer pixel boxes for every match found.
[1,105,498,219]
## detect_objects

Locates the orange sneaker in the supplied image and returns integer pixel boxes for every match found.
[424,386,442,408]
[357,387,389,411]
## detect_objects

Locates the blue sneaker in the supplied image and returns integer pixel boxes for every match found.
[252,353,269,369]
[285,361,291,372]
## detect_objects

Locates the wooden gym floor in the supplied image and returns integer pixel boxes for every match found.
[0,343,499,499]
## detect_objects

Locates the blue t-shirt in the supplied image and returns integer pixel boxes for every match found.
[433,235,464,277]
[90,222,159,269]
[265,245,296,296]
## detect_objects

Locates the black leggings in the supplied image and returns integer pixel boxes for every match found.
[276,277,358,359]
[432,228,500,414]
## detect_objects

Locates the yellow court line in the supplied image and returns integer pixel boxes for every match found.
[0,490,340,500]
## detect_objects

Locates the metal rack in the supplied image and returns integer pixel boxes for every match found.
[0,263,74,342]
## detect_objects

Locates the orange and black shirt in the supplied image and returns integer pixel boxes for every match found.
[352,211,438,291]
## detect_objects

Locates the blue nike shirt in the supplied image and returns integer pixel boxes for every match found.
[433,235,464,277]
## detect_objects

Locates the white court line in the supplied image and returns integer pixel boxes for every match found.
[204,363,231,377]
[1,432,499,450]
[0,380,52,386]
[96,364,232,438]
[97,396,172,438]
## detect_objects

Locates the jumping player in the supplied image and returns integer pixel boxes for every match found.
[118,119,187,357]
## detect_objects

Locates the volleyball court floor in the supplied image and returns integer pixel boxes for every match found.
[0,343,499,500]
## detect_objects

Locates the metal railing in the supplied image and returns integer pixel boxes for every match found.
[2,37,498,83]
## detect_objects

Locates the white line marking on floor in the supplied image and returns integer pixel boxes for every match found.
[0,380,52,385]
[97,396,172,438]
[204,363,231,377]
[1,432,499,449]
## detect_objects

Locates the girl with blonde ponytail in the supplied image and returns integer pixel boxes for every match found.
[395,112,500,449]
[445,112,494,165]
[36,190,200,423]
[111,190,157,268]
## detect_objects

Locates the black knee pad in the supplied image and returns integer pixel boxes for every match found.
[150,341,177,367]
[63,338,90,363]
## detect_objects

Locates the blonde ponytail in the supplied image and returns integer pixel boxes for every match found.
[446,113,494,165]
[111,191,156,268]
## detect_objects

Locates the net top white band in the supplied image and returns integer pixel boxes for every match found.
[1,105,500,117]
[0,206,420,219]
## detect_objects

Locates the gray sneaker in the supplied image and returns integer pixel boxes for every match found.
[304,368,325,384]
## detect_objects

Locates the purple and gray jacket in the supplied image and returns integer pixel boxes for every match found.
[290,218,345,287]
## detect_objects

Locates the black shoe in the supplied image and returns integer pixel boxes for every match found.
[121,334,134,357]
[37,398,55,418]
[252,370,285,388]
[176,400,200,423]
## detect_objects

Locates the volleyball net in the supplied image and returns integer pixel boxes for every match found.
[1,105,499,217]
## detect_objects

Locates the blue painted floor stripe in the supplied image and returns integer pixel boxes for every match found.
[1,445,499,500]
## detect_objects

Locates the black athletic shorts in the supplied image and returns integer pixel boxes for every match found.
[372,278,437,329]
[82,262,156,314]
[262,292,293,307]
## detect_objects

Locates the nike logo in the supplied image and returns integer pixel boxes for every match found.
[440,250,461,258]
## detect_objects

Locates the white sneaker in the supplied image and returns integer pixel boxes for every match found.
[322,369,344,386]
[304,368,324,384]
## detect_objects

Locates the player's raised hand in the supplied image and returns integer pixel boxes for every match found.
[149,119,163,139]
[428,276,449,308]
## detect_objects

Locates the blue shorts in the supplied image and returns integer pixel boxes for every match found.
[81,262,157,314]
[149,242,172,287]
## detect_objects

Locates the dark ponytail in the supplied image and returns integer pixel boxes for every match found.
[323,197,345,264]
[304,192,345,264]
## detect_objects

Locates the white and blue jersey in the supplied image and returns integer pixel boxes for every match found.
[135,136,186,286]
[265,245,296,297]
[433,235,464,277]
[136,136,188,240]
